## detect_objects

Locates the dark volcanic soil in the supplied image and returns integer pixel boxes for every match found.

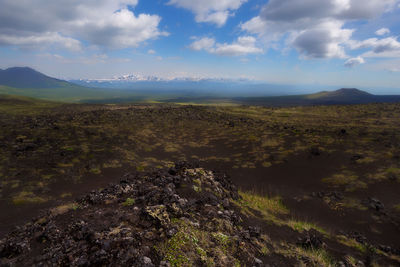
[1,101,400,266]
[0,163,289,266]
[0,165,136,238]
[1,163,399,266]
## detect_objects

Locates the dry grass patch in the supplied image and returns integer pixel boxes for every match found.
[51,203,79,216]
[294,247,335,267]
[12,191,48,205]
[238,191,289,216]
[336,235,367,253]
[287,220,328,235]
[237,191,328,235]
[322,171,367,192]
[275,242,335,267]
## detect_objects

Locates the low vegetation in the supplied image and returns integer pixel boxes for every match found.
[0,96,399,266]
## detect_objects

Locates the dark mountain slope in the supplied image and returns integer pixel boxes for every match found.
[0,67,74,89]
[308,88,372,98]
[235,88,400,106]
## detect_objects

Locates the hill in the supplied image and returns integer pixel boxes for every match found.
[0,67,74,89]
[0,67,111,102]
[234,88,400,106]
[307,88,372,99]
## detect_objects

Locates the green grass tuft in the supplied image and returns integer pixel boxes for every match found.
[122,198,135,206]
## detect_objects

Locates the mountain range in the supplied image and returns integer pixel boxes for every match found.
[73,74,239,83]
[0,67,400,105]
[70,76,303,97]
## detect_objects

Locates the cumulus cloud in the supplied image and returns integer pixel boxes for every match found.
[190,37,216,51]
[292,21,353,59]
[362,50,400,58]
[214,36,263,56]
[0,32,82,51]
[344,56,365,67]
[348,37,400,54]
[375,28,391,36]
[257,0,397,22]
[241,0,399,59]
[167,0,247,27]
[0,0,167,50]
[345,29,400,59]
[190,36,263,56]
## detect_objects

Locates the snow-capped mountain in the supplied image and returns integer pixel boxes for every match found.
[72,74,252,84]
[69,74,310,97]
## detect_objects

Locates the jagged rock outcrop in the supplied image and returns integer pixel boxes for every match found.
[0,162,267,266]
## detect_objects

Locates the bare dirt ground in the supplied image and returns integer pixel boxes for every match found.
[1,100,400,265]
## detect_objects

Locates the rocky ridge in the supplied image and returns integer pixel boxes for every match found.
[1,162,400,266]
[0,162,267,266]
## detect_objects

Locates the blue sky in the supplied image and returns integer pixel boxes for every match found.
[0,0,400,91]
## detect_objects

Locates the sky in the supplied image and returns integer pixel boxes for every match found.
[0,0,400,90]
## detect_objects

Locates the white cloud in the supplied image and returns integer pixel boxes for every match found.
[38,53,112,65]
[348,37,400,54]
[344,56,365,67]
[0,32,82,51]
[362,50,400,58]
[77,9,168,49]
[240,17,268,37]
[190,37,216,51]
[256,0,397,22]
[167,0,247,27]
[0,0,167,50]
[148,49,156,54]
[292,21,353,59]
[375,28,391,36]
[214,36,263,56]
[190,36,263,56]
[241,0,399,59]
